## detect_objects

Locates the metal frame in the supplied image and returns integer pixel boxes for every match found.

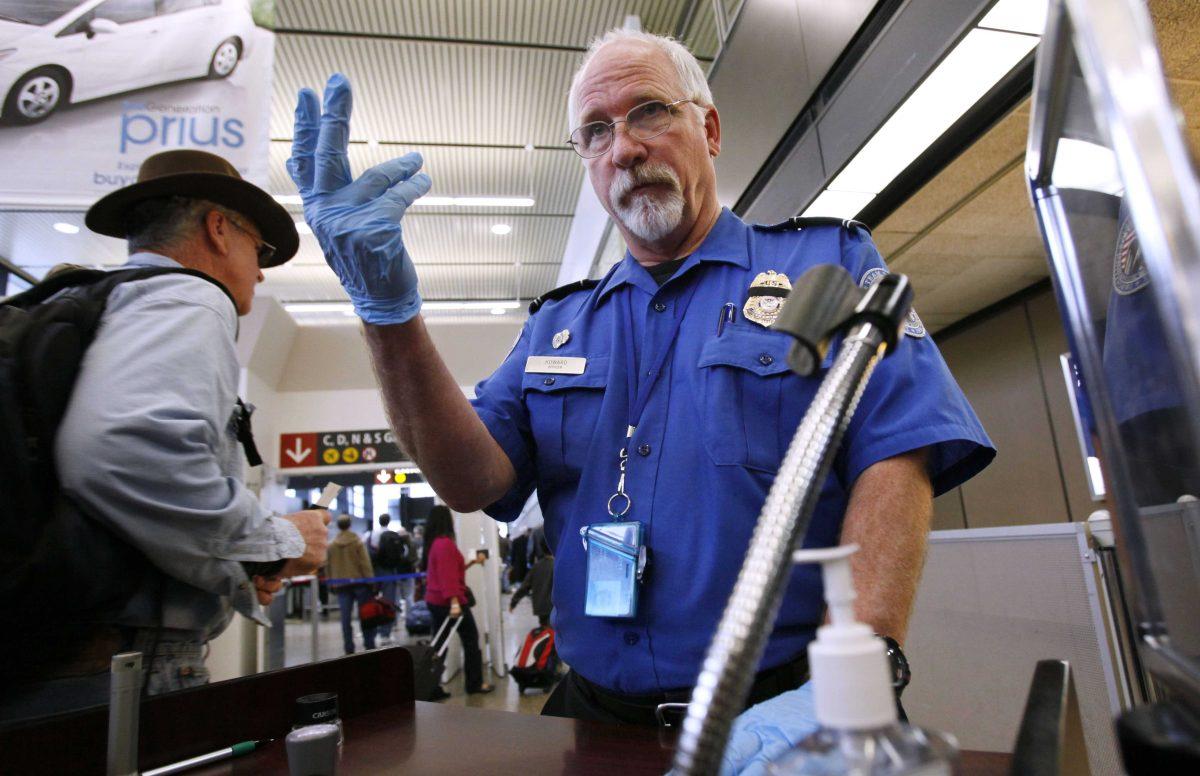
[1026,0,1200,701]
[1058,352,1106,501]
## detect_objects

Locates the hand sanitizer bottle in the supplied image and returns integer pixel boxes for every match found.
[769,545,957,775]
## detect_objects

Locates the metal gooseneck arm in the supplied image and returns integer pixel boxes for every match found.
[672,267,914,775]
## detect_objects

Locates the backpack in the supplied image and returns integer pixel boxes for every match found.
[510,625,559,693]
[0,266,237,676]
[377,530,408,570]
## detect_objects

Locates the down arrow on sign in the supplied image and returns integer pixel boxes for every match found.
[279,433,317,468]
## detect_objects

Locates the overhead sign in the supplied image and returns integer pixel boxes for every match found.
[0,0,277,208]
[280,429,405,469]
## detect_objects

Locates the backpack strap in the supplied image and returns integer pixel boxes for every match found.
[6,266,236,312]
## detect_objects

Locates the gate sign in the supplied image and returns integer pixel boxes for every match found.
[279,429,404,469]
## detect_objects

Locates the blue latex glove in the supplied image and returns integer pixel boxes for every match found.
[719,682,819,776]
[287,73,432,324]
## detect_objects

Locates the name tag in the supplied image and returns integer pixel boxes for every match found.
[525,356,587,375]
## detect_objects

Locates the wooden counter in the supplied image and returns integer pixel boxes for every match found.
[0,647,1011,775]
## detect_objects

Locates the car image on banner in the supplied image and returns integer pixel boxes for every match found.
[0,0,258,125]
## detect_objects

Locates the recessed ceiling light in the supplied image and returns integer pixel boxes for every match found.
[53,222,79,234]
[295,220,312,235]
[275,193,535,208]
[979,0,1048,36]
[411,196,535,208]
[490,307,507,315]
[801,26,1039,218]
[491,224,512,235]
[284,300,522,314]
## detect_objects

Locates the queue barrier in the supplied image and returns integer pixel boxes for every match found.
[268,573,426,667]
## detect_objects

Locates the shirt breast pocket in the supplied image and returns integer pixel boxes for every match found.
[697,325,825,472]
[523,356,610,484]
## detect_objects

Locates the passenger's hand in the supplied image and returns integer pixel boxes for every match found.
[252,575,284,606]
[279,509,333,578]
[720,682,818,775]
[450,601,463,618]
[287,73,432,325]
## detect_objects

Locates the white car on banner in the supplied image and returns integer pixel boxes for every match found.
[0,0,258,125]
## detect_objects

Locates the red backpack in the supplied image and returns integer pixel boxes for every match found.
[515,626,556,672]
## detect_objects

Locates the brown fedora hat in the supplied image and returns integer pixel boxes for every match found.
[85,149,299,268]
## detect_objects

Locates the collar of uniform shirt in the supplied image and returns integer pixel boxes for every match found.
[593,207,751,307]
[644,257,687,286]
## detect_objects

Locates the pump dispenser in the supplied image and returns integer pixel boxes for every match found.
[769,545,957,775]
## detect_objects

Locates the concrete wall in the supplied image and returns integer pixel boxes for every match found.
[932,284,1101,529]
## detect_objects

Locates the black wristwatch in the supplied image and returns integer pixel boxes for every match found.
[880,635,911,695]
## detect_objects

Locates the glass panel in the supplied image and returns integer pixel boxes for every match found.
[1029,1,1200,689]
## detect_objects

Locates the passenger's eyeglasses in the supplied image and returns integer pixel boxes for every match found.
[568,98,695,159]
[226,215,276,266]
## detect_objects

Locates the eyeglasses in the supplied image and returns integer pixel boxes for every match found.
[226,215,276,266]
[568,98,695,159]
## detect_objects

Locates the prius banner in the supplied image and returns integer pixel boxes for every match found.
[0,0,276,207]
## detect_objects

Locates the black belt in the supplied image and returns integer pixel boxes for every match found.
[576,651,810,727]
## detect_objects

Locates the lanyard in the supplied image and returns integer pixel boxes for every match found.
[606,275,700,519]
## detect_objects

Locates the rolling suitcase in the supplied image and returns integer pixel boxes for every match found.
[410,614,462,702]
[510,625,559,694]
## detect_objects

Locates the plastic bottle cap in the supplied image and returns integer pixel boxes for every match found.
[294,692,339,727]
[793,545,898,730]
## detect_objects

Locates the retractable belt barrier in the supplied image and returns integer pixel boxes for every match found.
[318,572,425,586]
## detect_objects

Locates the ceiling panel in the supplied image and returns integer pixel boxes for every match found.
[266,140,584,214]
[260,252,559,303]
[270,35,582,146]
[0,211,127,276]
[1149,0,1200,81]
[276,1,703,53]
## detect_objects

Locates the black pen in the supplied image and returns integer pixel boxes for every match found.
[142,739,272,776]
[716,302,737,335]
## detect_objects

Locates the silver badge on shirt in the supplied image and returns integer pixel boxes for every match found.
[742,270,792,327]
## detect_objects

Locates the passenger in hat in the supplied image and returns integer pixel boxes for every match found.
[0,150,329,722]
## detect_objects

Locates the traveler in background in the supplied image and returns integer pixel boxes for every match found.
[508,529,530,587]
[327,514,376,654]
[510,529,554,628]
[422,506,493,695]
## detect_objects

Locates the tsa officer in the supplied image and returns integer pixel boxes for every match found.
[288,29,993,772]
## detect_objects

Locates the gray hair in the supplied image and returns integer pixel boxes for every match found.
[567,29,713,132]
[125,196,235,255]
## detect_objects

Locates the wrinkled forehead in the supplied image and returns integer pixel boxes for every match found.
[574,41,682,119]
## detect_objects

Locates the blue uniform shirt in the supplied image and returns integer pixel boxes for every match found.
[471,208,994,694]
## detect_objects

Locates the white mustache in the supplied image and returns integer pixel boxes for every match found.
[610,163,681,207]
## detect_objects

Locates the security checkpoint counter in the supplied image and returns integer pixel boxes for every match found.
[0,647,1011,774]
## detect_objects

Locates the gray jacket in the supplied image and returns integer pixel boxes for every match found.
[56,253,303,639]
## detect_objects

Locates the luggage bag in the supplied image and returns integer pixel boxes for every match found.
[410,614,462,702]
[510,625,559,694]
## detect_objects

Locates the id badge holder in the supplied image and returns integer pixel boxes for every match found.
[580,521,647,618]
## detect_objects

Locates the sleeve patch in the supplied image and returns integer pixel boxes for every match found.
[859,267,926,338]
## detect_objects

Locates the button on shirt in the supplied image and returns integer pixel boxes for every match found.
[471,209,995,694]
[55,253,304,636]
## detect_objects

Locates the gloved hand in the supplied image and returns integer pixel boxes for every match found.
[719,682,819,776]
[287,73,432,325]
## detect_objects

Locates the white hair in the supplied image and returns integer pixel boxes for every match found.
[567,29,713,132]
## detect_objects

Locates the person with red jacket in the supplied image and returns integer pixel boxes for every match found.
[421,506,494,695]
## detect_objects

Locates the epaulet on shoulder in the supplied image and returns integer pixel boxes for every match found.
[528,278,600,314]
[754,216,872,236]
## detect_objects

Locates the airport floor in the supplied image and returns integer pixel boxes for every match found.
[283,590,553,715]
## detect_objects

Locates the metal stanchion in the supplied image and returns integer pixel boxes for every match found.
[266,582,287,671]
[309,576,320,663]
